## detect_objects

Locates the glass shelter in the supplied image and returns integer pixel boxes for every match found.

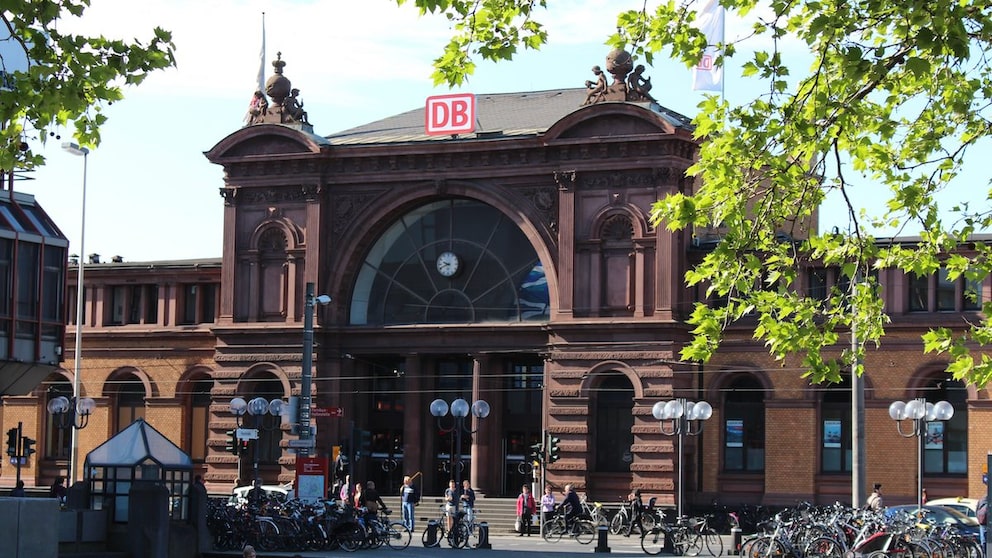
[84,418,193,522]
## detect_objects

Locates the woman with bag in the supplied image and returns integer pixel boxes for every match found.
[516,484,536,536]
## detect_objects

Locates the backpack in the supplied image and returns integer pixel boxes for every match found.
[410,485,420,504]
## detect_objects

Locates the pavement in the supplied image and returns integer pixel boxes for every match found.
[203,532,737,558]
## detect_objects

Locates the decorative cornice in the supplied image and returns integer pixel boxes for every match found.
[219,187,238,206]
[214,353,303,362]
[550,351,675,361]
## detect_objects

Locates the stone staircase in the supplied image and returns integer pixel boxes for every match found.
[384,496,523,534]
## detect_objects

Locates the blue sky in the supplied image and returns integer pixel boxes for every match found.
[18,0,985,262]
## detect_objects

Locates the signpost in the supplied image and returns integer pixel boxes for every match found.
[295,456,328,503]
[312,407,343,418]
[236,428,259,440]
[425,93,476,136]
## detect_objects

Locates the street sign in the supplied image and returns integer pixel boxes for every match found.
[425,93,476,136]
[236,428,259,440]
[288,439,316,448]
[312,407,344,418]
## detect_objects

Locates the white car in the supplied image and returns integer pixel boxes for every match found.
[228,484,290,506]
[928,497,980,519]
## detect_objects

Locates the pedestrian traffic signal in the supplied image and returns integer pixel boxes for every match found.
[225,430,238,455]
[6,428,17,456]
[547,434,561,463]
[21,437,35,458]
[529,442,544,464]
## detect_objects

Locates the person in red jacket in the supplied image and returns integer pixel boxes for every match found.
[516,484,536,536]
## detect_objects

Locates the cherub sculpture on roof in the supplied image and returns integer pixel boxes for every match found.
[581,49,656,105]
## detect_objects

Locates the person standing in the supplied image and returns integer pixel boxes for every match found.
[339,474,353,506]
[516,484,536,536]
[444,479,458,532]
[866,483,883,510]
[540,485,556,520]
[400,475,419,531]
[460,479,476,526]
[50,476,67,505]
[10,480,26,497]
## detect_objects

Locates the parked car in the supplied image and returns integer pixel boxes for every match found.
[884,504,981,538]
[928,497,980,520]
[228,484,289,506]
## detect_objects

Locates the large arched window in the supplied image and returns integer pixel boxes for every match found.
[593,374,634,472]
[350,199,549,325]
[723,375,765,472]
[110,372,147,433]
[922,377,967,475]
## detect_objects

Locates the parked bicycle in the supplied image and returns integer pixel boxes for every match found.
[641,514,723,557]
[542,511,596,544]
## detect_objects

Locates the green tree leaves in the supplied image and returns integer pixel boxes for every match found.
[407,0,992,386]
[1,1,175,170]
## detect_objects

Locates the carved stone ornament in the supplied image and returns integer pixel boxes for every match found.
[244,53,312,129]
[581,49,657,106]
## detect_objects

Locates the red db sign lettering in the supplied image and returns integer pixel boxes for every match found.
[425,94,476,136]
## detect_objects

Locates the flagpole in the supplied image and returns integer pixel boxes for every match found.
[258,12,266,93]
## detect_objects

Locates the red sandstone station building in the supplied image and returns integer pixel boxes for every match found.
[2,52,988,509]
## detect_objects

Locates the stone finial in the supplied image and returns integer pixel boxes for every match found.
[581,49,656,105]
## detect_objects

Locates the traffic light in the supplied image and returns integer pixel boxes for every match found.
[547,434,561,463]
[21,437,35,458]
[225,430,238,455]
[359,429,372,457]
[529,441,544,464]
[240,439,250,454]
[6,428,17,456]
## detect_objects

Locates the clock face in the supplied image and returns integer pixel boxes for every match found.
[436,251,460,277]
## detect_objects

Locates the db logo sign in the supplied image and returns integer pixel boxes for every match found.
[425,93,476,136]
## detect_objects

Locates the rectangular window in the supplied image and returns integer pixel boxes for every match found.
[146,285,159,324]
[181,285,197,324]
[723,413,765,472]
[200,284,216,323]
[109,286,125,325]
[808,268,828,301]
[41,247,63,323]
[909,275,929,312]
[0,238,11,318]
[190,405,208,462]
[936,269,956,311]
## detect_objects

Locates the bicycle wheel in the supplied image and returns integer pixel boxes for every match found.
[255,519,279,551]
[337,523,365,553]
[448,521,470,549]
[641,513,657,533]
[703,527,725,556]
[575,520,596,545]
[804,536,843,558]
[543,518,565,543]
[610,510,627,535]
[386,522,412,550]
[676,530,705,557]
[641,527,668,556]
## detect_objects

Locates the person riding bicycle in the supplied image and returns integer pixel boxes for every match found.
[562,484,581,532]
[625,488,644,536]
[360,480,388,520]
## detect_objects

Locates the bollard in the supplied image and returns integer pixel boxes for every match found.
[594,525,611,553]
[731,526,742,556]
[424,519,439,547]
[477,521,492,550]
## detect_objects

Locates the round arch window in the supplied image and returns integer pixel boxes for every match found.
[349,199,549,325]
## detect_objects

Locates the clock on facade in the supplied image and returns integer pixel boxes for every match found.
[436,251,461,277]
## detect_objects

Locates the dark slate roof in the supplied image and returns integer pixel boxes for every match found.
[325,88,695,146]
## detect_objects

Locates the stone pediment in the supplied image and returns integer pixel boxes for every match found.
[204,124,330,164]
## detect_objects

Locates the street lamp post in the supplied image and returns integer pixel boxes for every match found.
[298,282,331,458]
[46,394,96,486]
[62,141,89,485]
[653,398,712,518]
[230,396,286,482]
[889,397,954,511]
[430,398,490,520]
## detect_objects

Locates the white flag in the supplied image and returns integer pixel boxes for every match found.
[255,12,266,94]
[692,0,724,92]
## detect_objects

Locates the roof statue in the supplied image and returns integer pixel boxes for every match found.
[245,52,312,130]
[581,49,656,105]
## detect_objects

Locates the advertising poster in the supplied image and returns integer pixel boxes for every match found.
[726,419,743,447]
[823,420,841,448]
